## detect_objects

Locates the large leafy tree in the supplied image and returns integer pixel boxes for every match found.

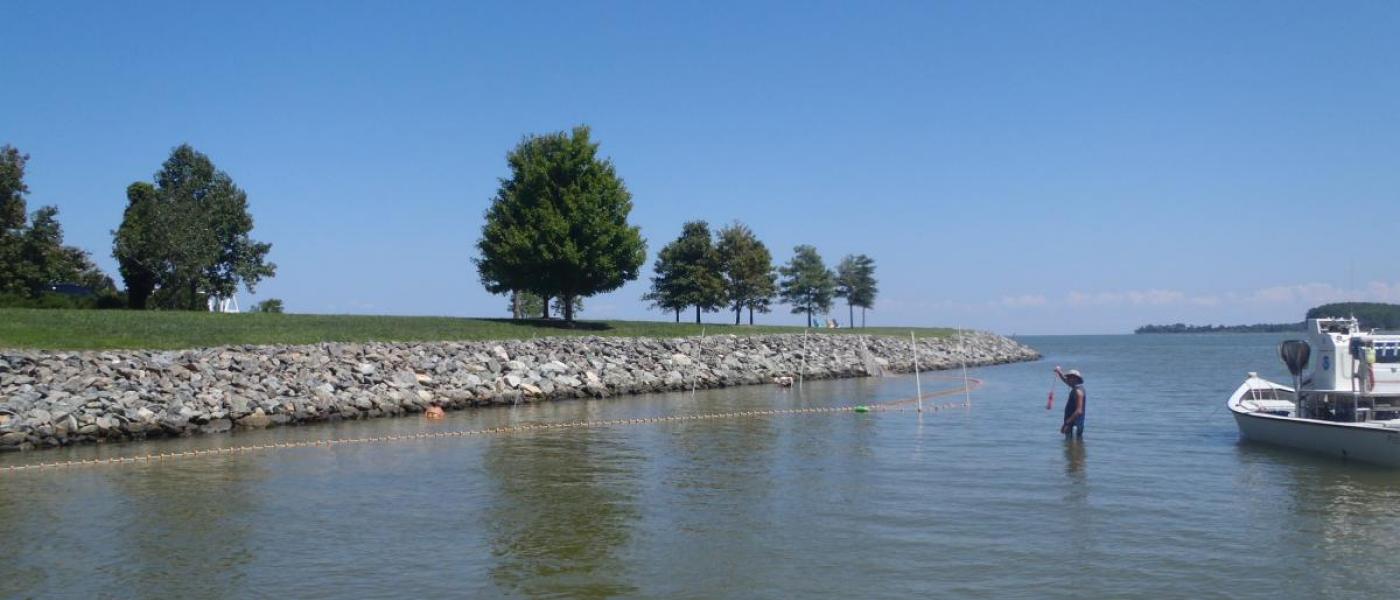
[0,145,31,294]
[778,245,835,328]
[476,126,646,322]
[716,222,776,325]
[0,145,114,298]
[114,145,275,310]
[645,221,725,323]
[834,254,877,328]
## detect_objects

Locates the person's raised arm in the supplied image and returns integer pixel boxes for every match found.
[1054,365,1068,384]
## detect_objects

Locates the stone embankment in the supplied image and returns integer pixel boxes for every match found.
[0,332,1038,451]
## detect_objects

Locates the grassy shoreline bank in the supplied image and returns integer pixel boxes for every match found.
[0,308,955,351]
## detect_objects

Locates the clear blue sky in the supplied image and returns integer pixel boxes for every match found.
[4,1,1399,334]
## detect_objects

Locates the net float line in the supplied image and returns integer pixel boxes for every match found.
[0,375,980,475]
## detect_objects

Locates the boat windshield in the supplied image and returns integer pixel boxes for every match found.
[1377,342,1400,363]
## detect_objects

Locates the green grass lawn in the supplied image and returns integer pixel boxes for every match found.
[0,308,955,351]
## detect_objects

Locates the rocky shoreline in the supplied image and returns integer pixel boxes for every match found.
[0,332,1038,451]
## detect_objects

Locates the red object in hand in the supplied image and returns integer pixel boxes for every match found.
[1046,390,1054,410]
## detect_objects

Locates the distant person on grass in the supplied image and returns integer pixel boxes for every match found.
[1055,366,1086,438]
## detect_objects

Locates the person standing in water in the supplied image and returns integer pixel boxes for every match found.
[1055,366,1086,438]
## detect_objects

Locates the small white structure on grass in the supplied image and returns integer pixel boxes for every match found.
[207,295,240,313]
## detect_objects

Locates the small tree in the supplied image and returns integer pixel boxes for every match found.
[253,298,284,313]
[645,221,725,323]
[834,254,876,328]
[641,256,687,322]
[0,145,114,298]
[476,126,646,322]
[716,222,776,325]
[834,255,860,329]
[16,208,113,297]
[850,254,877,327]
[779,245,835,328]
[18,207,66,292]
[747,293,773,325]
[644,230,691,323]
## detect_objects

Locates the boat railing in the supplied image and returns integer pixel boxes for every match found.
[1244,387,1293,402]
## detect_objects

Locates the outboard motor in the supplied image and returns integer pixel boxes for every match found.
[1280,340,1310,416]
[1280,340,1310,376]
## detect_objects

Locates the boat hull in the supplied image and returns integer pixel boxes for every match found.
[1232,411,1400,467]
[1228,377,1400,467]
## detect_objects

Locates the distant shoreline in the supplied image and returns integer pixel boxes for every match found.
[1134,323,1304,334]
[1138,303,1400,334]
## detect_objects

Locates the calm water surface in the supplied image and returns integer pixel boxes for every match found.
[3,333,1399,598]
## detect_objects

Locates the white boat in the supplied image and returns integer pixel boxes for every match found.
[1228,317,1400,467]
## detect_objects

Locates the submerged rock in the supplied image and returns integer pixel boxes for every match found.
[238,408,272,428]
[200,419,232,434]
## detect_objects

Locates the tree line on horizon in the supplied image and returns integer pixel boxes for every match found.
[1135,302,1400,334]
[475,126,879,327]
[0,143,278,312]
[1133,322,1304,334]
